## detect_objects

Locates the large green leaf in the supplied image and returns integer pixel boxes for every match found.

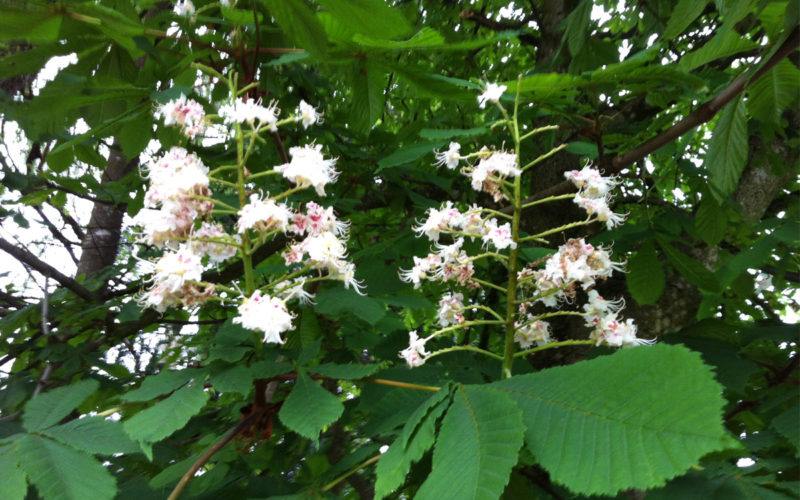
[662,0,710,39]
[627,239,666,305]
[707,96,748,199]
[41,416,140,456]
[375,389,452,500]
[657,237,722,292]
[353,28,443,49]
[122,368,203,402]
[15,434,117,500]
[376,141,446,172]
[490,344,735,496]
[123,382,207,443]
[314,287,386,324]
[679,30,758,71]
[278,369,344,442]
[0,4,62,43]
[415,386,524,500]
[23,379,99,432]
[0,446,27,500]
[695,196,727,247]
[262,0,328,57]
[315,0,412,40]
[562,0,593,56]
[748,59,800,127]
[349,58,385,135]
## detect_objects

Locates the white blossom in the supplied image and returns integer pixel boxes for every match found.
[190,222,239,262]
[234,290,294,344]
[156,94,206,137]
[219,98,279,130]
[275,144,339,196]
[477,82,507,108]
[296,100,322,129]
[173,0,195,16]
[399,330,429,368]
[437,292,465,327]
[481,218,517,250]
[514,320,552,349]
[434,142,462,170]
[236,194,292,234]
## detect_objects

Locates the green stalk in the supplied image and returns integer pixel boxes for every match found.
[230,74,255,297]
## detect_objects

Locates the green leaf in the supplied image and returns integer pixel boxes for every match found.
[662,0,710,39]
[707,95,748,199]
[627,239,666,305]
[119,111,153,159]
[123,368,203,402]
[748,59,800,127]
[278,369,344,442]
[562,0,593,56]
[250,361,295,379]
[377,141,446,172]
[679,29,758,71]
[15,434,117,500]
[221,6,263,25]
[771,405,800,456]
[349,58,384,135]
[23,379,99,432]
[657,237,721,292]
[41,416,140,456]
[262,0,328,57]
[418,127,488,140]
[18,189,52,206]
[308,363,379,379]
[123,382,207,443]
[490,344,735,496]
[416,385,524,500]
[0,4,62,43]
[314,287,386,325]
[375,390,452,500]
[566,141,598,159]
[210,365,253,395]
[0,447,27,500]
[506,73,584,99]
[695,197,727,246]
[315,0,412,40]
[353,28,444,49]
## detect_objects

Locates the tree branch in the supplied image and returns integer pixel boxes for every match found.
[0,237,95,302]
[519,26,800,208]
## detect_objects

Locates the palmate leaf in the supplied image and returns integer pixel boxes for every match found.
[627,239,666,305]
[278,369,344,442]
[490,344,736,496]
[0,445,27,500]
[41,416,140,456]
[415,386,524,500]
[748,59,800,127]
[375,389,452,500]
[707,95,748,199]
[23,379,99,432]
[15,434,116,500]
[123,382,207,443]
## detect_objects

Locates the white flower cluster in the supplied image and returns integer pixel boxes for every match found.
[517,240,650,347]
[514,319,551,349]
[413,202,514,250]
[139,147,216,248]
[173,0,194,16]
[399,238,475,289]
[234,290,294,344]
[437,292,465,327]
[477,82,507,108]
[399,330,430,368]
[521,238,623,307]
[276,144,339,197]
[564,165,625,229]
[434,143,520,202]
[156,95,206,138]
[136,91,359,343]
[139,244,213,313]
[583,291,653,347]
[219,97,279,131]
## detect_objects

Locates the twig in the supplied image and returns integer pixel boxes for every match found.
[166,408,264,500]
[33,277,53,398]
[0,237,95,302]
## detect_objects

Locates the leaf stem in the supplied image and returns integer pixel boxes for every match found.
[320,454,382,492]
[513,339,595,357]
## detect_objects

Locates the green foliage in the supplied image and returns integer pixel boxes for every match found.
[15,434,117,500]
[278,369,344,442]
[0,0,797,498]
[492,344,735,495]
